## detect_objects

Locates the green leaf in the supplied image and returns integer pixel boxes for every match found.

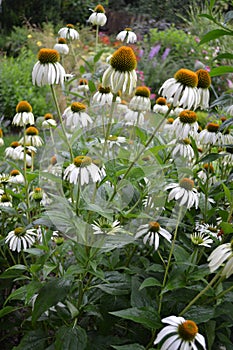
[199,29,232,45]
[209,0,215,11]
[55,325,87,350]
[13,329,47,350]
[205,320,216,349]
[220,222,233,234]
[184,305,215,323]
[79,65,86,74]
[222,183,232,203]
[198,152,226,164]
[111,344,145,350]
[0,306,22,318]
[210,66,233,77]
[88,79,96,93]
[0,264,27,279]
[214,53,233,60]
[94,49,106,63]
[110,307,161,329]
[32,278,71,324]
[96,282,130,295]
[139,277,162,290]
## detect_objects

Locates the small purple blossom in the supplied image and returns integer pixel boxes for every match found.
[162,47,170,60]
[148,44,161,60]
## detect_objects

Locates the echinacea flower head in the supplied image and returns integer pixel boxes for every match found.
[102,46,137,96]
[9,169,25,185]
[116,28,137,44]
[129,86,151,111]
[154,315,206,350]
[165,177,199,209]
[124,109,145,125]
[12,101,34,126]
[20,126,43,147]
[198,122,220,145]
[92,85,113,105]
[42,113,57,129]
[159,68,200,110]
[63,102,93,131]
[0,174,11,185]
[196,69,211,110]
[172,110,199,139]
[171,138,195,162]
[63,156,102,186]
[88,4,107,26]
[92,218,122,235]
[58,24,79,40]
[135,221,171,251]
[0,193,12,207]
[5,141,21,159]
[191,231,213,247]
[5,227,38,252]
[32,48,66,87]
[77,78,89,92]
[54,38,69,55]
[208,240,233,278]
[153,97,169,114]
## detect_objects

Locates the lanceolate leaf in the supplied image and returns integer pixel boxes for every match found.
[13,330,47,350]
[55,325,87,350]
[210,66,233,77]
[32,278,72,324]
[199,29,232,45]
[110,307,161,329]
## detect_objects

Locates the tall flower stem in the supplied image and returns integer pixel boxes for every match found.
[22,126,30,222]
[95,25,99,52]
[102,94,117,156]
[50,84,73,160]
[158,207,182,315]
[179,269,222,316]
[108,105,173,202]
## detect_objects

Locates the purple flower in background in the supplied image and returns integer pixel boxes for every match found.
[138,49,144,58]
[148,44,161,60]
[162,47,170,60]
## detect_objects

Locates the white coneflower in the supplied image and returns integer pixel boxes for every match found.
[225,104,233,116]
[92,218,122,235]
[9,169,25,185]
[196,69,211,110]
[0,193,12,207]
[5,141,21,159]
[153,97,169,114]
[196,222,222,241]
[124,109,145,125]
[208,240,233,278]
[77,78,89,92]
[191,231,213,247]
[135,221,171,251]
[159,68,200,110]
[154,315,206,350]
[58,24,79,40]
[198,122,220,145]
[14,145,37,167]
[42,113,57,129]
[54,37,69,55]
[88,4,107,26]
[64,156,102,186]
[92,85,113,106]
[197,163,217,185]
[63,102,92,131]
[129,86,151,111]
[0,174,11,185]
[165,177,199,209]
[100,135,126,148]
[102,46,137,96]
[20,126,43,147]
[32,48,66,87]
[172,110,199,139]
[12,101,34,126]
[29,187,52,206]
[5,227,38,253]
[170,138,195,162]
[116,28,137,44]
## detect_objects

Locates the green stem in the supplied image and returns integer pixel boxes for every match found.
[95,25,99,52]
[102,93,117,156]
[22,126,30,222]
[179,269,222,316]
[50,84,73,160]
[158,207,182,314]
[109,105,173,203]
